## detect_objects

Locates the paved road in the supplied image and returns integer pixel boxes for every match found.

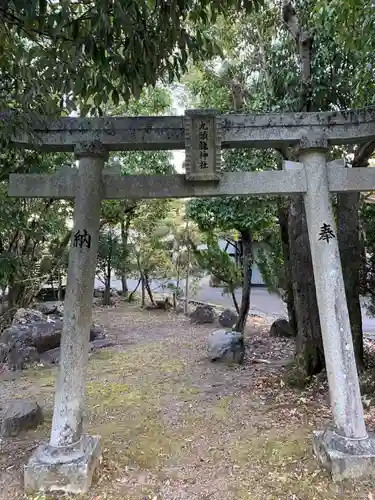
[95,275,375,333]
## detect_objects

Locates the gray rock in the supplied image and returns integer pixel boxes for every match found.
[190,305,215,324]
[6,342,39,371]
[12,308,45,326]
[39,347,61,365]
[1,319,105,355]
[218,308,238,328]
[91,339,115,350]
[40,339,111,365]
[90,326,106,340]
[208,329,245,365]
[34,302,64,317]
[270,318,294,338]
[2,321,63,353]
[1,399,44,437]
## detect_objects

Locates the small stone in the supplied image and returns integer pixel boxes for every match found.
[218,308,238,328]
[90,339,115,350]
[190,305,215,324]
[269,318,294,338]
[90,325,105,340]
[1,399,44,437]
[208,329,245,365]
[39,347,61,365]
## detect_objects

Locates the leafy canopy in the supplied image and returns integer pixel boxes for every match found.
[1,0,263,114]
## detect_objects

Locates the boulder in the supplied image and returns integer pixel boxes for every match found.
[1,312,105,355]
[218,308,238,328]
[208,329,245,365]
[2,321,63,353]
[270,318,294,338]
[1,399,44,437]
[34,302,64,317]
[12,308,45,326]
[6,342,40,371]
[39,347,62,365]
[190,305,215,324]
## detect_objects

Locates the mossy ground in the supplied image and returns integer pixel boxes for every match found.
[1,304,374,499]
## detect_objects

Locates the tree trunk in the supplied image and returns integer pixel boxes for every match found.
[278,204,298,336]
[141,274,145,307]
[57,268,64,302]
[102,234,112,306]
[337,192,364,369]
[235,229,253,333]
[103,259,112,306]
[288,195,325,376]
[128,278,141,302]
[145,275,155,306]
[231,289,240,314]
[120,217,130,297]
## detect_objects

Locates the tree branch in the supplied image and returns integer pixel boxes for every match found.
[282,1,313,112]
[352,140,375,168]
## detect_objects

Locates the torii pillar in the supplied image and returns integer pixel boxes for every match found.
[24,141,107,493]
[286,135,375,481]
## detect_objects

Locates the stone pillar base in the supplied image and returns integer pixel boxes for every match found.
[313,428,375,481]
[24,435,101,494]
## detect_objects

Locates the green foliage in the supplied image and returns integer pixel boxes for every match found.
[96,229,122,280]
[360,201,375,315]
[1,0,263,123]
[312,0,375,107]
[191,232,242,296]
[128,199,175,280]
[256,233,286,298]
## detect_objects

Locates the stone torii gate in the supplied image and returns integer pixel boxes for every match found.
[7,107,375,492]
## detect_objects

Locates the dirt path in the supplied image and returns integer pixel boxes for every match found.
[0,304,374,499]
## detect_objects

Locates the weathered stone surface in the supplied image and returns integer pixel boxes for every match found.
[39,347,62,365]
[90,326,106,341]
[190,305,215,324]
[1,318,105,355]
[91,339,115,350]
[269,318,294,338]
[35,302,64,317]
[2,321,63,353]
[8,107,375,154]
[218,308,238,328]
[184,109,221,181]
[24,435,101,494]
[12,308,45,325]
[313,427,375,480]
[208,329,244,365]
[289,151,367,439]
[1,399,43,437]
[6,343,39,371]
